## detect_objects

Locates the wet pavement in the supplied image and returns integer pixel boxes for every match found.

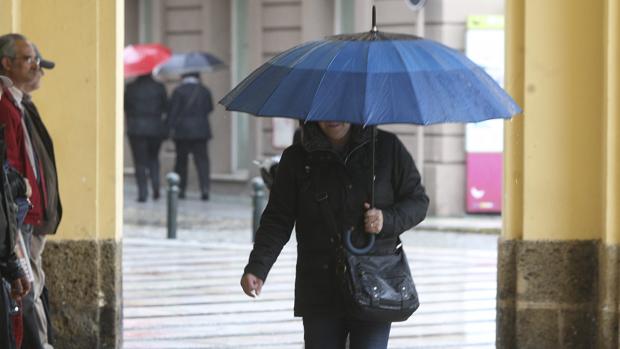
[122,182,500,348]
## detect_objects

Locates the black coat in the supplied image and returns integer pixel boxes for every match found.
[244,123,429,317]
[167,82,213,141]
[23,100,62,235]
[0,134,22,282]
[124,75,168,138]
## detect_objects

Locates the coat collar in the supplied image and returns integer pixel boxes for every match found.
[300,122,373,155]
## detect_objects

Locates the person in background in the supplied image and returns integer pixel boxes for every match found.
[0,33,60,349]
[19,43,61,349]
[0,132,30,349]
[167,72,213,200]
[124,73,168,202]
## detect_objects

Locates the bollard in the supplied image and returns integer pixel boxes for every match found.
[166,172,181,239]
[251,177,267,242]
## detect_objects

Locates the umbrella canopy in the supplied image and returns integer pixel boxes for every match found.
[220,32,521,126]
[154,51,226,77]
[124,43,171,78]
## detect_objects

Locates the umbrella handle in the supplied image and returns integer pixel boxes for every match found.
[343,228,375,255]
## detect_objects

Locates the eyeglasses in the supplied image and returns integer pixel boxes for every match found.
[10,55,40,66]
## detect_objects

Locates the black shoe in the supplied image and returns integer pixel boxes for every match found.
[153,191,160,200]
[137,197,147,203]
[178,192,186,199]
[201,193,210,201]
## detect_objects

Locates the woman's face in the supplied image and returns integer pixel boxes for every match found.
[318,121,351,145]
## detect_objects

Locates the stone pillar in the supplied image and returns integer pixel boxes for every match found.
[499,0,618,348]
[600,1,620,347]
[5,0,124,348]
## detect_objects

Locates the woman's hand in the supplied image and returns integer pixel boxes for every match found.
[363,202,383,234]
[240,273,264,298]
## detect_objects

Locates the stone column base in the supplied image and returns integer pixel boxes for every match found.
[42,239,122,349]
[497,239,619,349]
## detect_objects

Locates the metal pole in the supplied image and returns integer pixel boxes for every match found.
[251,176,267,242]
[166,172,180,239]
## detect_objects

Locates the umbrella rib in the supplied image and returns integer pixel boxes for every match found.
[389,40,424,125]
[304,40,350,122]
[257,41,331,117]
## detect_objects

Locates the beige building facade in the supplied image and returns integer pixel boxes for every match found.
[125,0,506,216]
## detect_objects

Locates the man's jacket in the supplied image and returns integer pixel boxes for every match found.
[22,100,62,235]
[0,88,44,226]
[124,75,168,138]
[167,82,213,141]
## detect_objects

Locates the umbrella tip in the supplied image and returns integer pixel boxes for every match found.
[371,6,377,32]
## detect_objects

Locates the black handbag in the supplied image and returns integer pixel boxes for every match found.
[312,163,420,322]
[340,238,419,322]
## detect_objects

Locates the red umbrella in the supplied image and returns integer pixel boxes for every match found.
[123,43,171,78]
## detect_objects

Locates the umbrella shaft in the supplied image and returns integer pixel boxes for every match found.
[371,126,376,208]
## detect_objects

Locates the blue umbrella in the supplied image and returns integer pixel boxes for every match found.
[154,51,225,77]
[220,17,520,125]
[221,7,521,253]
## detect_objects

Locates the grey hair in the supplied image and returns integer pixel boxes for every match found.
[0,33,28,73]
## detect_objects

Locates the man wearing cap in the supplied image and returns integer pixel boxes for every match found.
[0,33,59,349]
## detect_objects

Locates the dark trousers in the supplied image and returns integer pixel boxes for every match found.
[0,280,16,349]
[174,139,210,196]
[302,316,391,349]
[128,136,162,200]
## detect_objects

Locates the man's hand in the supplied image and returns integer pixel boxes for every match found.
[240,273,264,298]
[10,275,31,300]
[364,202,383,234]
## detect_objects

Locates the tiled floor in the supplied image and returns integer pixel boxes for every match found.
[122,231,497,349]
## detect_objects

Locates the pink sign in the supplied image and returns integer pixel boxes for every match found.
[466,153,502,213]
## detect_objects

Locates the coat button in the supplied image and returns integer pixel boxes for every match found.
[322,264,329,270]
[347,184,353,190]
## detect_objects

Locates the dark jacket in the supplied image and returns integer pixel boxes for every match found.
[124,75,168,138]
[0,132,22,282]
[244,123,429,317]
[23,100,62,235]
[167,80,213,141]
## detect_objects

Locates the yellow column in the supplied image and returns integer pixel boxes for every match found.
[606,0,620,245]
[502,0,525,240]
[501,2,611,347]
[522,0,604,240]
[0,0,21,33]
[599,3,620,346]
[16,0,123,347]
[19,0,123,241]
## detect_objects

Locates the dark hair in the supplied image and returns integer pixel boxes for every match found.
[0,33,28,73]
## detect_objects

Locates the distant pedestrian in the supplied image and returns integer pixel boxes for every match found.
[167,72,213,200]
[124,74,168,202]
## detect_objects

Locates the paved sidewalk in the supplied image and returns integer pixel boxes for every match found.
[122,233,497,349]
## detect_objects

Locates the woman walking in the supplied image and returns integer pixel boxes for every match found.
[240,121,429,349]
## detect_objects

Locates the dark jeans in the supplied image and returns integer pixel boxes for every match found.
[302,316,391,349]
[0,280,16,349]
[128,136,162,199]
[173,139,210,196]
